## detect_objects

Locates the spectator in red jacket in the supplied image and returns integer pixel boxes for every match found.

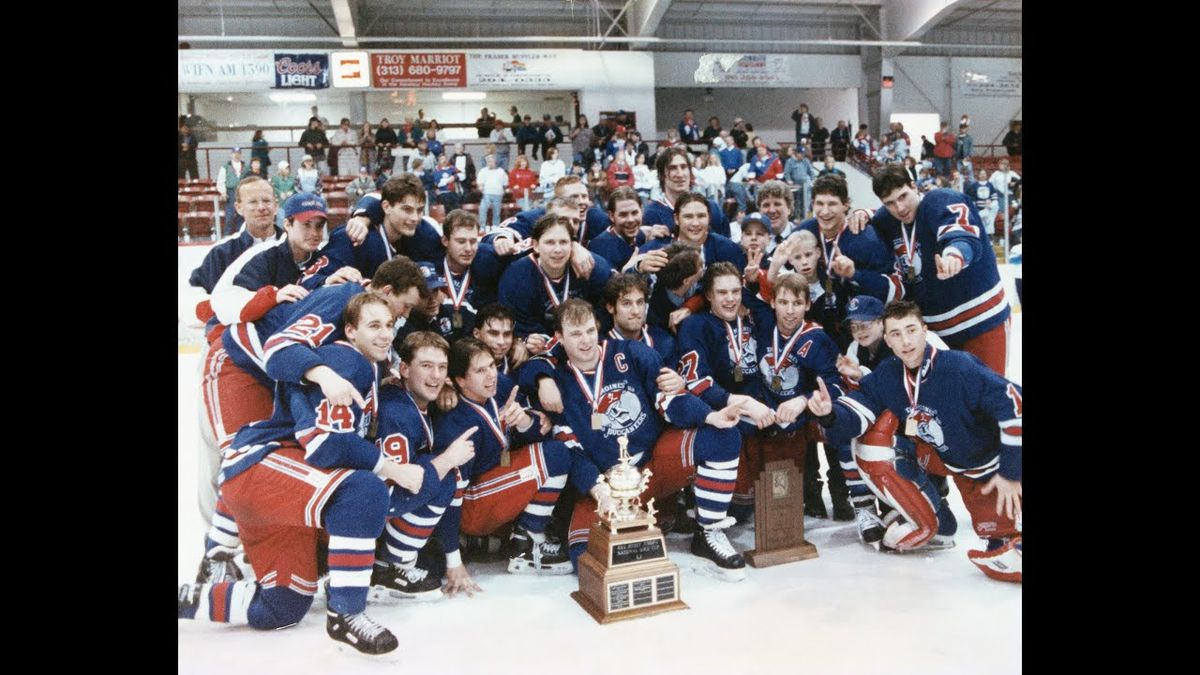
[509,154,539,210]
[606,152,635,191]
[932,121,957,178]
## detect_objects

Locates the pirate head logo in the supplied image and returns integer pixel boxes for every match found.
[594,384,648,438]
[906,404,946,451]
[758,353,800,393]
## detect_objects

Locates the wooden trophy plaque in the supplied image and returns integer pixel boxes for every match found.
[745,458,819,567]
[572,436,688,624]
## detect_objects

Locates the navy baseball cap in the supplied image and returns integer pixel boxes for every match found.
[845,295,884,322]
[740,212,770,233]
[282,193,328,222]
[417,262,448,291]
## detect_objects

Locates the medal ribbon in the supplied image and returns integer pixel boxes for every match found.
[567,340,608,414]
[443,258,472,312]
[723,315,746,368]
[772,323,807,375]
[404,390,435,450]
[535,260,571,307]
[462,396,508,450]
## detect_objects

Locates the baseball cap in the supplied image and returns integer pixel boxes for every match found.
[231,146,242,154]
[282,193,328,221]
[844,295,884,323]
[417,262,448,291]
[740,212,770,234]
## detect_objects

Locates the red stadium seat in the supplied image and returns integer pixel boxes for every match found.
[183,214,216,240]
[325,191,350,209]
[326,207,350,228]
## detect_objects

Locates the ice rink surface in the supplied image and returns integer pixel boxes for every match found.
[177,177,1023,673]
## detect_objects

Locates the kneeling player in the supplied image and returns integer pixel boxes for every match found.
[530,299,748,581]
[433,338,573,575]
[808,300,1022,582]
[178,295,453,656]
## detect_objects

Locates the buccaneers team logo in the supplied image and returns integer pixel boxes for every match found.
[758,353,800,393]
[593,384,647,438]
[905,404,947,451]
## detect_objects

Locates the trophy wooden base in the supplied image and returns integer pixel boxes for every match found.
[745,458,820,569]
[573,514,688,624]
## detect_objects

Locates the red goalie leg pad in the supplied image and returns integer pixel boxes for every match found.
[855,411,937,550]
[968,536,1022,582]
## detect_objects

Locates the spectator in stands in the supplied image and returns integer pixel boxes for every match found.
[854,123,873,157]
[477,153,509,231]
[374,164,392,191]
[329,118,358,176]
[818,155,845,179]
[747,143,783,199]
[919,135,934,161]
[903,155,920,182]
[217,147,249,236]
[702,116,723,143]
[250,129,271,174]
[346,166,376,202]
[605,126,628,167]
[730,117,749,149]
[475,107,495,138]
[830,120,851,162]
[932,121,956,178]
[246,157,267,180]
[424,124,444,160]
[509,155,539,211]
[678,109,702,143]
[606,151,635,191]
[811,117,830,159]
[309,105,328,129]
[627,130,651,167]
[569,114,595,171]
[414,138,436,173]
[783,145,817,219]
[539,114,563,155]
[791,103,817,146]
[359,122,375,173]
[956,123,974,174]
[509,106,522,127]
[517,114,540,160]
[891,131,909,161]
[1002,120,1022,158]
[539,146,567,193]
[433,153,465,211]
[697,152,728,204]
[295,154,321,195]
[744,123,760,149]
[490,120,514,170]
[632,153,657,203]
[586,162,607,204]
[179,121,200,180]
[375,118,399,171]
[271,160,296,228]
[298,116,329,175]
[662,128,681,149]
[450,143,477,191]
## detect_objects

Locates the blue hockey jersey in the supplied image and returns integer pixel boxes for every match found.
[188,225,284,294]
[605,324,676,366]
[824,345,1023,481]
[638,232,746,272]
[260,282,370,385]
[674,309,760,410]
[532,339,713,492]
[220,340,382,485]
[587,228,647,271]
[490,205,610,246]
[642,195,731,239]
[208,237,326,326]
[864,188,1010,345]
[497,254,614,338]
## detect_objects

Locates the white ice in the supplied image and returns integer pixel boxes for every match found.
[177,180,1022,673]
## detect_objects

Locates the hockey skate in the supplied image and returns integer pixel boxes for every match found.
[369,562,443,602]
[178,583,202,619]
[854,506,887,544]
[326,610,399,658]
[689,517,746,582]
[195,548,243,584]
[505,525,572,575]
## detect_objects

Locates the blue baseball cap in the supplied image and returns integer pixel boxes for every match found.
[417,262,448,291]
[741,212,770,232]
[845,295,884,322]
[282,193,328,221]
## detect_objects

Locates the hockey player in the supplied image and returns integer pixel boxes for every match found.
[603,273,676,364]
[587,186,669,273]
[394,262,453,345]
[433,209,503,341]
[179,294,462,657]
[472,303,530,376]
[207,193,349,328]
[645,242,705,332]
[797,174,894,349]
[432,338,572,576]
[531,300,749,580]
[193,257,429,585]
[674,261,776,428]
[369,332,480,601]
[643,147,731,239]
[847,165,1011,374]
[638,192,746,272]
[497,214,613,340]
[808,300,1022,582]
[306,173,446,287]
[490,174,611,247]
[737,273,844,519]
